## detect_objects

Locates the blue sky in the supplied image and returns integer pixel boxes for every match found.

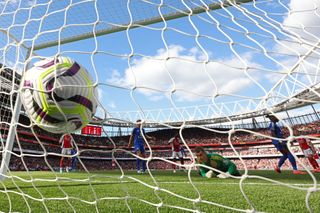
[1,0,320,123]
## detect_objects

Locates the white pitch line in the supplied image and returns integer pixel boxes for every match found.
[85,180,320,187]
[159,181,320,187]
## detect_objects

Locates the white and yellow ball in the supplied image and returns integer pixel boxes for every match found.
[21,56,97,133]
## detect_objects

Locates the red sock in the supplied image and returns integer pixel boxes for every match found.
[60,159,63,168]
[66,159,71,168]
[308,156,319,169]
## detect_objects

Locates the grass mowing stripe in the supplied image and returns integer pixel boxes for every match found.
[0,170,319,212]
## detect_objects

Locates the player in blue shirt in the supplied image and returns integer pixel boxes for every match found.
[70,149,78,171]
[128,119,155,173]
[267,114,306,175]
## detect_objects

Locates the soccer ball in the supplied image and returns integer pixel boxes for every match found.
[21,56,97,133]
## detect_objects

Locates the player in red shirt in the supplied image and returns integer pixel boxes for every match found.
[168,134,184,173]
[295,130,320,173]
[59,134,74,173]
[314,148,320,164]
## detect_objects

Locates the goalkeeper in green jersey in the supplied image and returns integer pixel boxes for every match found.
[195,147,241,178]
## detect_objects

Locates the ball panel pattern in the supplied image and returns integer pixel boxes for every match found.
[21,57,97,133]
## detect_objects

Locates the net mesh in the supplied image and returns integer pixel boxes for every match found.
[0,0,320,212]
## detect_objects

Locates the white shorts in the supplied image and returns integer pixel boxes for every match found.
[172,151,182,159]
[61,148,72,156]
[303,148,313,157]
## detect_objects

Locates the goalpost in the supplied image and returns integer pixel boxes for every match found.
[0,0,320,212]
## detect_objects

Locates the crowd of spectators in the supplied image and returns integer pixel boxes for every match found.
[7,118,319,150]
[2,63,320,173]
[3,146,319,172]
[1,119,320,172]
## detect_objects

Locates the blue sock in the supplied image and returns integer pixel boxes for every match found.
[287,153,297,170]
[142,160,146,172]
[278,154,288,168]
[136,159,140,171]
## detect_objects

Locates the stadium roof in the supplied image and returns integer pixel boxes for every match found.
[97,82,320,128]
[1,65,314,128]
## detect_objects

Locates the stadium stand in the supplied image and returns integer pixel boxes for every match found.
[0,119,319,171]
[0,66,319,172]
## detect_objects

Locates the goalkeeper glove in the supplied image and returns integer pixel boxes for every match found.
[205,170,213,178]
[217,172,230,179]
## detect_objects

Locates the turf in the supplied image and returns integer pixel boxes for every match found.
[0,170,319,212]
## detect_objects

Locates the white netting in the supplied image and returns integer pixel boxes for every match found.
[0,0,320,212]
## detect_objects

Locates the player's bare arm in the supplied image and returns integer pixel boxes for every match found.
[307,140,317,153]
[70,137,75,148]
[128,128,135,148]
[128,134,133,148]
[59,135,64,144]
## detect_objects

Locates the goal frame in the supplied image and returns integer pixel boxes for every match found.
[0,0,253,181]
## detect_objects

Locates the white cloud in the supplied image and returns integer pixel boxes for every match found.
[107,45,259,102]
[0,0,18,4]
[283,0,320,41]
[275,0,320,59]
[95,87,117,116]
[267,0,320,91]
[108,101,117,109]
[27,0,36,6]
[0,0,35,7]
[96,87,104,103]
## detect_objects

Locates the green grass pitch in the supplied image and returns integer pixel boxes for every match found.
[0,170,319,212]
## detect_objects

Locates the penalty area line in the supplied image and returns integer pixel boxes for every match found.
[86,180,320,187]
[159,181,320,186]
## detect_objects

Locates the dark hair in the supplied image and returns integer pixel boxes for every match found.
[195,146,205,153]
[136,119,141,123]
[266,114,279,122]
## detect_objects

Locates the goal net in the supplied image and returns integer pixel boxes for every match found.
[0,0,320,212]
